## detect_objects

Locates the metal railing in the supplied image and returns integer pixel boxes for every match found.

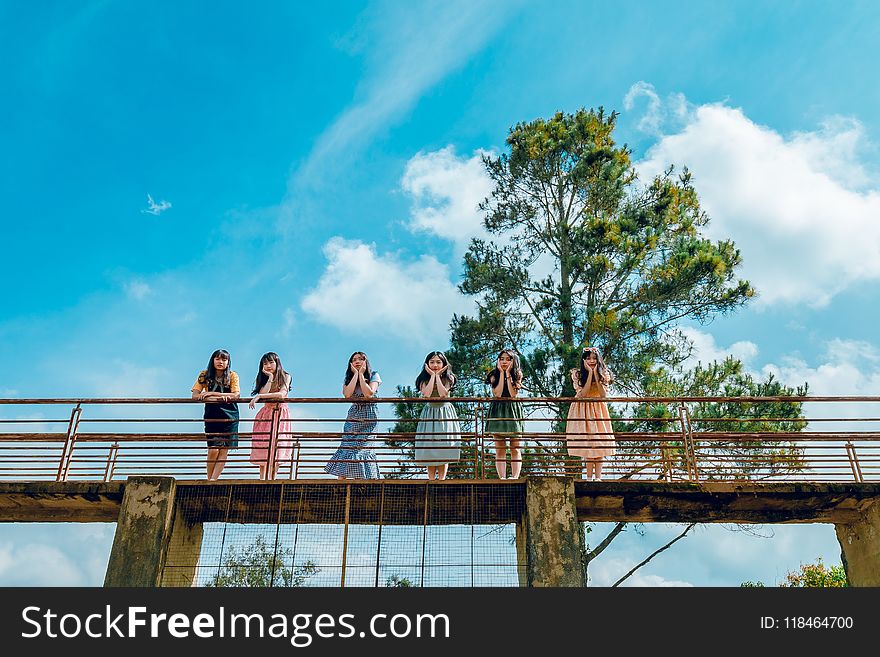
[1,396,878,482]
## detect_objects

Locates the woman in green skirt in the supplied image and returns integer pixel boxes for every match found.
[485,349,524,479]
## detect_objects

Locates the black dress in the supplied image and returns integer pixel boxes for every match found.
[204,379,240,449]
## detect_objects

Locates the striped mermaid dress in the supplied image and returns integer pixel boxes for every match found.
[324,372,382,478]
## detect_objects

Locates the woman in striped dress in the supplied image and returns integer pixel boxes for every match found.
[325,352,382,479]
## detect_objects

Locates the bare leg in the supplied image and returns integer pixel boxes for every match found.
[258,464,268,480]
[438,463,449,480]
[583,459,595,480]
[509,437,522,479]
[493,438,507,479]
[207,447,220,480]
[427,466,437,480]
[595,458,604,480]
[210,448,229,480]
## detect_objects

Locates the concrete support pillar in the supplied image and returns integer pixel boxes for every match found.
[104,476,176,587]
[516,477,584,587]
[160,510,204,587]
[835,501,880,586]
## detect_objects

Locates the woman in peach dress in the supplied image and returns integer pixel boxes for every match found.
[565,347,615,480]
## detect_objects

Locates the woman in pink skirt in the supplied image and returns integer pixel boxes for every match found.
[248,352,293,480]
[565,347,615,480]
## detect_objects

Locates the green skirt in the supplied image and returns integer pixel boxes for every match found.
[485,399,523,435]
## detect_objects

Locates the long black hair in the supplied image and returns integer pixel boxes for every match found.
[577,347,612,387]
[201,349,231,389]
[343,351,374,385]
[486,349,523,389]
[252,352,291,395]
[415,351,456,391]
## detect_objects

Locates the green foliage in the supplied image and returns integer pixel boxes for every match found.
[206,534,319,587]
[616,358,808,480]
[385,574,414,587]
[740,558,848,588]
[740,580,766,587]
[781,559,848,588]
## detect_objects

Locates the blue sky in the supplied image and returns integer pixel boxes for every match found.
[3,0,880,586]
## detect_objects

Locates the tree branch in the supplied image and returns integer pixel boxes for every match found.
[585,522,627,562]
[610,523,697,587]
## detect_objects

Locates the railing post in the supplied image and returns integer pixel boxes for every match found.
[267,404,280,480]
[477,402,485,480]
[678,404,700,482]
[289,437,299,480]
[56,403,82,482]
[845,442,864,483]
[103,442,119,482]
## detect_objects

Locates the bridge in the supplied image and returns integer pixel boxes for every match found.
[2,396,879,586]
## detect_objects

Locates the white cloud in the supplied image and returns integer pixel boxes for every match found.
[762,338,880,396]
[680,327,759,370]
[301,238,472,341]
[634,96,880,307]
[402,146,494,251]
[0,542,88,585]
[616,573,695,587]
[124,279,152,300]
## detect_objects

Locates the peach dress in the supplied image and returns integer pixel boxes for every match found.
[565,369,615,459]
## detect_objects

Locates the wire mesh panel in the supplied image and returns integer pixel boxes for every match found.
[162,482,524,588]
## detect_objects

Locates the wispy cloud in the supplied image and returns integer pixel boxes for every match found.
[142,194,171,216]
[623,81,690,137]
[283,0,520,218]
[123,279,153,300]
[280,307,297,338]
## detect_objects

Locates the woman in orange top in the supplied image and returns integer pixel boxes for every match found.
[191,349,240,480]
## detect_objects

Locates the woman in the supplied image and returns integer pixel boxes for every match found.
[248,352,293,480]
[325,351,382,479]
[485,349,524,479]
[565,347,615,480]
[413,351,461,480]
[191,349,240,480]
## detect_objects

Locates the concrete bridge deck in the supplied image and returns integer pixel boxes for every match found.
[2,479,879,525]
